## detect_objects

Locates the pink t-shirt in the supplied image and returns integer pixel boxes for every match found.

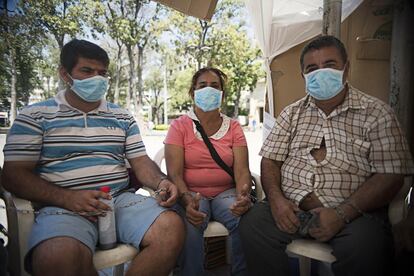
[164,113,247,197]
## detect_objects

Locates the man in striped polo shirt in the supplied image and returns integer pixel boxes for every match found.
[2,39,184,275]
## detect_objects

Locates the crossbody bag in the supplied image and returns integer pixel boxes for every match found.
[192,119,257,201]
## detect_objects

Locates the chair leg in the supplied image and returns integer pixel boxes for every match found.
[298,256,311,276]
[113,264,124,276]
[225,236,232,264]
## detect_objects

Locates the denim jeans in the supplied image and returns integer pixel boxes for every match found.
[175,188,247,276]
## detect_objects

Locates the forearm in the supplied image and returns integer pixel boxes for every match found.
[2,162,70,207]
[339,173,404,221]
[129,155,167,191]
[167,171,188,195]
[261,158,286,202]
[235,170,252,194]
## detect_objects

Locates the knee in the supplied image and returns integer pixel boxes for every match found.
[151,211,185,249]
[239,210,256,239]
[32,237,93,273]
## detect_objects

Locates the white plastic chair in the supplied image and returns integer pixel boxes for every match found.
[252,174,412,276]
[1,189,138,276]
[154,147,263,264]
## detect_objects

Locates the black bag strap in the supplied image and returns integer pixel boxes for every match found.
[192,119,235,181]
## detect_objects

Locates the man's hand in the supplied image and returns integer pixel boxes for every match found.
[182,192,206,227]
[230,183,252,216]
[62,190,111,222]
[308,207,345,241]
[155,179,178,207]
[269,197,300,233]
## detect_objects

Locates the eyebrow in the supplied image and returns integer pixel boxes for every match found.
[322,59,338,65]
[197,81,219,84]
[305,59,339,71]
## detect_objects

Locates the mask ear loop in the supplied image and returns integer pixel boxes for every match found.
[63,72,74,88]
[342,61,349,86]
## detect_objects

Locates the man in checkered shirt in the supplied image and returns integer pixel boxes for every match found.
[240,35,414,276]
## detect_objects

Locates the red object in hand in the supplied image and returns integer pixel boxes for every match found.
[100,186,111,193]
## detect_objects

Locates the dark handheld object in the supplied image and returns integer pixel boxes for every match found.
[296,211,319,237]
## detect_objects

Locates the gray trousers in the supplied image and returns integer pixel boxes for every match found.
[239,201,393,276]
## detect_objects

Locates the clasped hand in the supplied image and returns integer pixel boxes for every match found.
[184,192,206,227]
[63,189,112,222]
[155,179,179,207]
[308,207,345,241]
[230,183,252,216]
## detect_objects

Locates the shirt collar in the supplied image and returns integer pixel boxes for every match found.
[55,89,109,113]
[188,108,230,140]
[187,108,225,121]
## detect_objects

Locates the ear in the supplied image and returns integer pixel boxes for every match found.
[343,61,350,82]
[59,66,71,86]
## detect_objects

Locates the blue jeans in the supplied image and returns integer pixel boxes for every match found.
[175,188,247,276]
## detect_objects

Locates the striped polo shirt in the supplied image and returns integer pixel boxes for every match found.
[3,90,147,193]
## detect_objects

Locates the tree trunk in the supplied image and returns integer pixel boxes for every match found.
[114,43,122,104]
[233,96,239,118]
[54,33,66,92]
[9,47,17,125]
[46,76,51,99]
[233,87,242,118]
[137,45,144,106]
[126,45,137,114]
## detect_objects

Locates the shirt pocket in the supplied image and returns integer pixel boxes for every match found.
[290,128,320,152]
[342,137,371,173]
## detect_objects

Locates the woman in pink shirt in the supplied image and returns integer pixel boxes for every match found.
[165,67,252,276]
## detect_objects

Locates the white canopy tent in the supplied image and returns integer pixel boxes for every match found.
[245,0,363,136]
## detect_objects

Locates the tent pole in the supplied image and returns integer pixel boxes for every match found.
[323,0,342,38]
[389,0,414,155]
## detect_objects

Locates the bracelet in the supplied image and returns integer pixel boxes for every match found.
[179,191,192,199]
[156,176,168,190]
[334,206,350,224]
[343,200,364,215]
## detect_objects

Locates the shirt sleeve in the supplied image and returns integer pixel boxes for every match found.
[231,120,247,147]
[259,105,292,162]
[125,114,147,159]
[164,118,184,147]
[3,108,43,162]
[368,104,414,175]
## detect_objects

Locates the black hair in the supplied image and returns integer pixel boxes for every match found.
[300,35,348,71]
[189,67,227,97]
[60,39,109,73]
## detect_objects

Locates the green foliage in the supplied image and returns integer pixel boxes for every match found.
[27,0,105,48]
[0,1,46,111]
[0,0,264,123]
[154,124,169,130]
[168,68,193,113]
[163,0,263,117]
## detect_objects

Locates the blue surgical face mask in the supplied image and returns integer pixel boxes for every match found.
[194,86,223,112]
[304,68,345,100]
[69,75,109,102]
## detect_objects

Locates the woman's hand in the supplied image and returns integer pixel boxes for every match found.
[182,192,207,227]
[230,183,252,216]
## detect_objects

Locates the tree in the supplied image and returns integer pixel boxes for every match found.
[163,0,262,117]
[28,0,105,49]
[209,26,262,117]
[103,0,164,117]
[144,68,165,124]
[27,0,105,90]
[0,0,45,123]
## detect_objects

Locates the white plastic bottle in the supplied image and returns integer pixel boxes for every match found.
[98,186,117,250]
